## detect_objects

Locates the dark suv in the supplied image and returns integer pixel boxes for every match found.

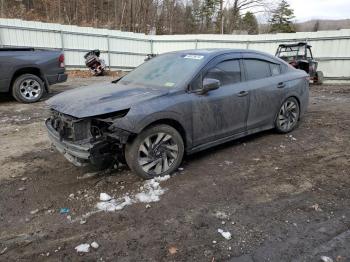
[46,49,309,179]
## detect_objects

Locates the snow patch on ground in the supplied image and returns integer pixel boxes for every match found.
[96,196,133,212]
[96,175,171,212]
[99,193,112,201]
[218,229,232,240]
[91,241,99,249]
[75,243,90,253]
[320,256,333,262]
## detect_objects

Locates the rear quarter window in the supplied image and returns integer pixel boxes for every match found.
[270,63,281,76]
[244,59,271,80]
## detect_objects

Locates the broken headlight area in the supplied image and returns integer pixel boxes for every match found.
[49,109,130,142]
[50,110,92,141]
[47,109,132,167]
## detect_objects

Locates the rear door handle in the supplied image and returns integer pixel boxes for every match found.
[237,91,249,97]
[277,82,286,88]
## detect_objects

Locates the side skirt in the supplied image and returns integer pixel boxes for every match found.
[186,125,274,155]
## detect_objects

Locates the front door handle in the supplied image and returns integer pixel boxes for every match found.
[277,82,286,88]
[237,90,249,97]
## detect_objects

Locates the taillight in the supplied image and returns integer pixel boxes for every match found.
[59,54,65,68]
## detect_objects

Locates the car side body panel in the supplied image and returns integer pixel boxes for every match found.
[188,53,250,146]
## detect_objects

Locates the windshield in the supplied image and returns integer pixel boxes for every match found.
[119,53,205,88]
[278,46,304,62]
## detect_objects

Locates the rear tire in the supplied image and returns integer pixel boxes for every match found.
[315,71,324,85]
[12,74,45,103]
[275,97,300,133]
[125,125,184,179]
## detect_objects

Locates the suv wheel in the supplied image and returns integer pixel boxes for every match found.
[12,74,45,103]
[275,97,300,133]
[125,124,184,179]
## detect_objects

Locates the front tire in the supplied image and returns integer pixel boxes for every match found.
[12,74,45,103]
[125,125,184,179]
[275,97,300,133]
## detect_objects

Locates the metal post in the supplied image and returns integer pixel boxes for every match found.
[246,41,250,49]
[60,30,65,52]
[107,35,111,70]
[150,39,154,54]
[195,39,198,49]
[0,17,2,47]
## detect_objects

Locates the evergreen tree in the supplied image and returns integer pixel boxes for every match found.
[269,0,295,33]
[183,5,197,34]
[200,0,220,32]
[242,12,258,34]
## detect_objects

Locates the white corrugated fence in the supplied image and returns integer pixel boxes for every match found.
[1,18,350,83]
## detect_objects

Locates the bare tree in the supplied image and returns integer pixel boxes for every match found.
[229,0,268,32]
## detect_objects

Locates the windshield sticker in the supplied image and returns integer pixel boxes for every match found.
[164,82,175,87]
[184,55,204,60]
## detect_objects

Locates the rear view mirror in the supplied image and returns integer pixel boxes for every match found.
[199,78,220,94]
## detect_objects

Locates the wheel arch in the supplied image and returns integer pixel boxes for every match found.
[10,67,48,92]
[132,118,188,150]
[289,95,301,108]
[275,95,301,124]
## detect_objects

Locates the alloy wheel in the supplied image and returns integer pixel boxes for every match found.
[138,132,179,175]
[19,79,42,101]
[278,99,299,132]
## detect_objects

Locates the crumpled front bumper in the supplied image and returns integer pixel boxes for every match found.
[45,119,94,166]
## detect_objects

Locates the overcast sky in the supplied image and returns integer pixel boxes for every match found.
[287,0,350,21]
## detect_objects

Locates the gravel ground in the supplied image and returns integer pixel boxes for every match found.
[0,77,349,262]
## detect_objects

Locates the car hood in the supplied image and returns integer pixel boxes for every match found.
[47,82,169,118]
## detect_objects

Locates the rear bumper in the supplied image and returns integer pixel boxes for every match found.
[46,73,68,85]
[45,119,92,166]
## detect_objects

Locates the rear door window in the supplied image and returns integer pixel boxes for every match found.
[244,59,271,80]
[205,60,241,86]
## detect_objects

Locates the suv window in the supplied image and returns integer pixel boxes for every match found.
[244,59,271,80]
[205,60,241,86]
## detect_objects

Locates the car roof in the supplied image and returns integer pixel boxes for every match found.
[168,48,278,61]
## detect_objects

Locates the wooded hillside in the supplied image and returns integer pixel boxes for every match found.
[0,0,268,34]
[1,0,348,34]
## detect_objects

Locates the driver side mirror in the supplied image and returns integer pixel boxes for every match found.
[197,78,220,95]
